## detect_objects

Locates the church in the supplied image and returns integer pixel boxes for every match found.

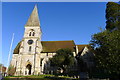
[11,5,94,76]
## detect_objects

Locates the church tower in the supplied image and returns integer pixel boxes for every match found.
[23,5,42,54]
[14,5,42,75]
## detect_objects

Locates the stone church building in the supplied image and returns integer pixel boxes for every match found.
[11,5,94,76]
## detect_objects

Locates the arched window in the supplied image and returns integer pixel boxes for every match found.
[28,29,35,37]
[29,32,31,36]
[29,46,31,52]
[32,32,35,36]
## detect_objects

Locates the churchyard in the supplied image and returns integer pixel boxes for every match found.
[3,74,78,80]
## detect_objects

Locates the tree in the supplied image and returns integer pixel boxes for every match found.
[91,30,120,77]
[0,64,3,72]
[7,65,16,76]
[90,2,120,79]
[106,2,120,30]
[0,64,6,73]
[0,64,2,67]
[50,48,75,74]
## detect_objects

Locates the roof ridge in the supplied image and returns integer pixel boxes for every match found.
[41,40,74,42]
[77,44,88,45]
[77,45,89,47]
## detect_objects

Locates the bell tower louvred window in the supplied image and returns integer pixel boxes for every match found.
[29,32,31,36]
[29,46,32,52]
[32,32,35,36]
[29,29,35,37]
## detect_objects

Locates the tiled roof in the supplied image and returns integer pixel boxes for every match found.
[13,41,21,54]
[41,40,76,52]
[77,45,89,52]
[13,41,89,54]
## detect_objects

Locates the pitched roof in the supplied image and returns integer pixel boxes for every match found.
[13,41,90,54]
[41,40,76,52]
[13,40,76,54]
[13,41,21,54]
[25,5,40,27]
[77,45,89,53]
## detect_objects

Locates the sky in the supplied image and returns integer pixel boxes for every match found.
[2,2,107,67]
[1,0,119,2]
[0,2,2,66]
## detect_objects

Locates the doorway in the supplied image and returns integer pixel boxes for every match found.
[26,64,32,75]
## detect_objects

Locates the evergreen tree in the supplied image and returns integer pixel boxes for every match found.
[106,2,120,30]
[90,2,120,79]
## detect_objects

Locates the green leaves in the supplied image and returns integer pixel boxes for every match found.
[90,2,120,78]
[50,48,75,73]
[91,30,120,77]
[8,65,16,76]
[106,2,120,30]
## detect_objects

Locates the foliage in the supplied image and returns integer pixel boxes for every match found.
[7,65,16,76]
[0,64,2,67]
[106,2,120,30]
[50,48,75,74]
[90,2,120,79]
[91,30,120,75]
[0,64,6,73]
[0,64,2,72]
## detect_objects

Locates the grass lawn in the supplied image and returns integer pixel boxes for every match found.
[5,74,54,78]
[4,74,78,80]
